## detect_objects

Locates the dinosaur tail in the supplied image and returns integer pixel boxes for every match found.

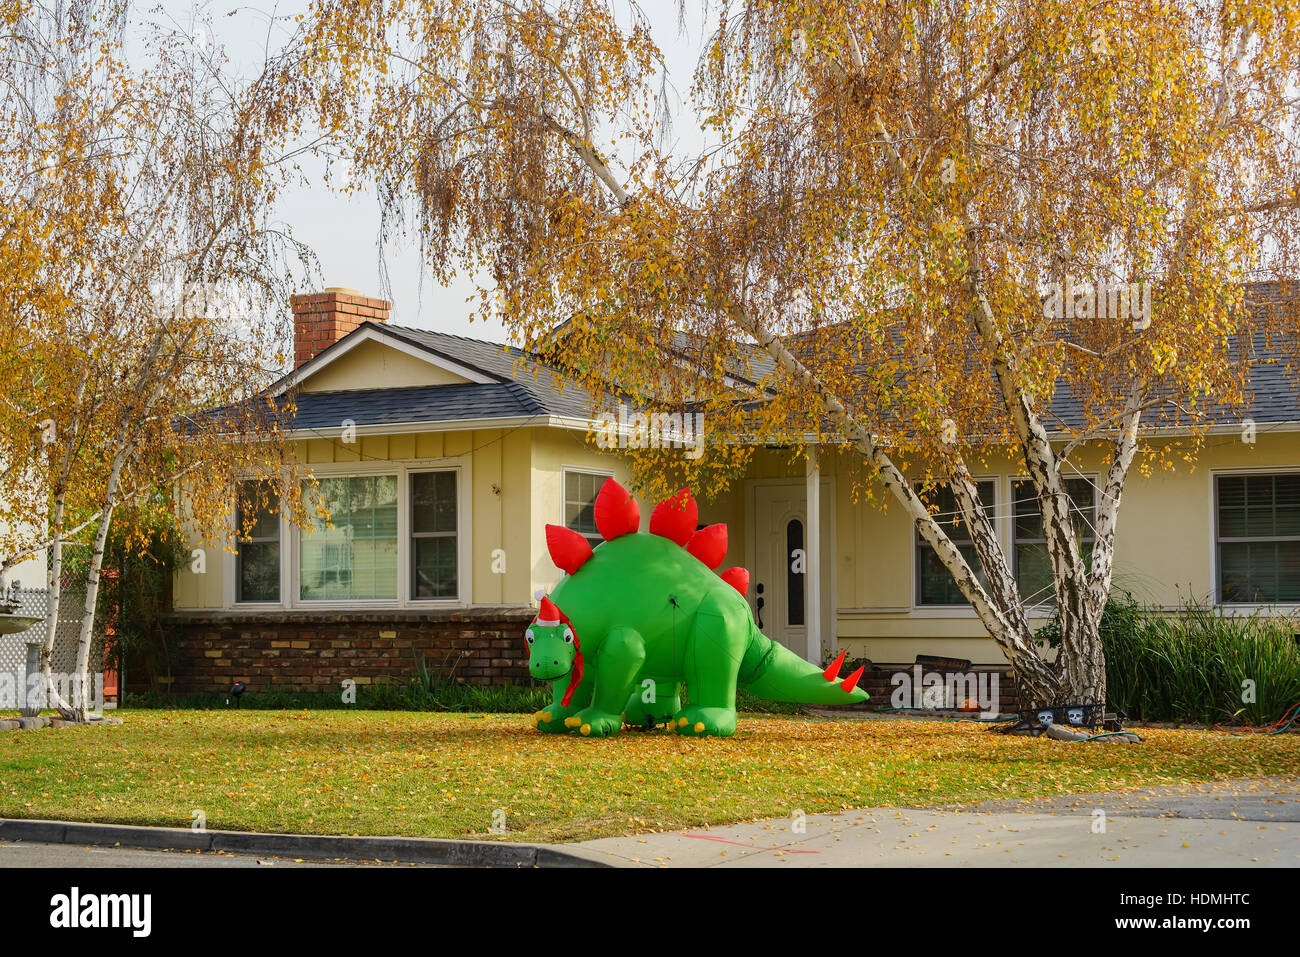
[739,630,869,706]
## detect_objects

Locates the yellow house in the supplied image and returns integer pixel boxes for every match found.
[163,287,1300,699]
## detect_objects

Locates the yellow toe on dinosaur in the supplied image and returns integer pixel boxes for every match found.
[678,716,688,727]
[580,723,592,736]
[694,721,706,734]
[565,716,582,728]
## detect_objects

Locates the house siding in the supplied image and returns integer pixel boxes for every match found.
[825,430,1300,666]
[164,411,1300,693]
[164,424,651,694]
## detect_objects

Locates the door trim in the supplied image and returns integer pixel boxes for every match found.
[744,474,838,659]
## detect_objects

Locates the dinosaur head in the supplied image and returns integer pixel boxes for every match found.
[524,596,583,704]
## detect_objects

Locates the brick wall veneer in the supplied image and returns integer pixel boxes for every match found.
[159,608,536,695]
[158,610,1025,716]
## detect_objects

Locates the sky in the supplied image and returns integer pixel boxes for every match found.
[174,0,706,344]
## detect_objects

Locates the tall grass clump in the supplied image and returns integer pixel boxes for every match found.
[1039,593,1300,725]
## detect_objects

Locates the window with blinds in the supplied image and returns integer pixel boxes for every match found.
[1216,473,1300,603]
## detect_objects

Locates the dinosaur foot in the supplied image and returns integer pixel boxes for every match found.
[532,708,578,734]
[671,706,738,738]
[563,709,622,738]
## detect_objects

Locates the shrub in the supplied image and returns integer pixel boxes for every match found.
[124,681,550,713]
[1038,594,1300,724]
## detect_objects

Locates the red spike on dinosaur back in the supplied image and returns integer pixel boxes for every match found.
[545,524,593,575]
[719,566,749,595]
[823,649,847,682]
[686,523,728,569]
[594,477,639,541]
[840,665,865,693]
[649,489,698,545]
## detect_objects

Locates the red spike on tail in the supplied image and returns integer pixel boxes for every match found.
[823,649,847,682]
[840,665,865,694]
[594,477,639,541]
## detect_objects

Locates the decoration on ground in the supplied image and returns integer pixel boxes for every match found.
[524,478,869,738]
[1010,702,1111,735]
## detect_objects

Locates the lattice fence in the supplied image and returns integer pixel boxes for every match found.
[0,587,84,710]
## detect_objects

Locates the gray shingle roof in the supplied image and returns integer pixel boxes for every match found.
[1235,340,1300,426]
[274,290,1299,435]
[1036,331,1299,430]
[376,325,598,419]
[283,381,547,432]
[271,323,601,431]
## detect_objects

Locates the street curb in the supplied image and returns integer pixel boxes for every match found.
[0,818,608,868]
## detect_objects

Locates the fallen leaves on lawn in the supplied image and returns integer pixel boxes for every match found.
[1,711,1296,843]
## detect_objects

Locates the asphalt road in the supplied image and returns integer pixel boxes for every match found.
[0,842,437,867]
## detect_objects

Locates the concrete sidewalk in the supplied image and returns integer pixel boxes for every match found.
[565,776,1300,867]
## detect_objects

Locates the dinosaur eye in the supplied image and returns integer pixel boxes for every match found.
[563,627,574,644]
[524,629,535,645]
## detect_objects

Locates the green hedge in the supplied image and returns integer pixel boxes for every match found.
[124,681,550,713]
[125,682,802,715]
[1038,594,1300,725]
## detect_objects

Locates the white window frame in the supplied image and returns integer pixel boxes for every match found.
[562,466,615,548]
[233,479,285,606]
[222,455,473,610]
[1211,466,1300,611]
[911,477,999,612]
[408,466,468,603]
[1008,473,1099,609]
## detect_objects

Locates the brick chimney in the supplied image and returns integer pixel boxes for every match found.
[291,287,391,367]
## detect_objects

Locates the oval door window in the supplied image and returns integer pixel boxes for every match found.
[786,518,805,626]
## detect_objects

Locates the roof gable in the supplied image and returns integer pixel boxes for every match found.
[298,336,479,392]
[276,324,496,395]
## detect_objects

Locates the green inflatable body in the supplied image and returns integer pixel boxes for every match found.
[525,478,868,737]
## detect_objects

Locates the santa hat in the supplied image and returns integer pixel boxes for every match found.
[535,596,562,626]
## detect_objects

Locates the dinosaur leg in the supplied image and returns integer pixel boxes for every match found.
[534,670,594,734]
[674,592,746,737]
[564,626,645,738]
[622,676,683,729]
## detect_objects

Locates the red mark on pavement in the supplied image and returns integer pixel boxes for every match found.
[679,833,819,854]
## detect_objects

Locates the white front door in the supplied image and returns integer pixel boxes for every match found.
[752,481,833,659]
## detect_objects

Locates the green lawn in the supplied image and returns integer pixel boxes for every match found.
[2,710,1297,842]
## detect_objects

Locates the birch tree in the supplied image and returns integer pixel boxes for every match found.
[0,2,312,719]
[306,0,1299,709]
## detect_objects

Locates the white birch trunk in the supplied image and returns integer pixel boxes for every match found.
[68,490,119,722]
[730,303,1062,703]
[37,374,87,718]
[36,488,71,718]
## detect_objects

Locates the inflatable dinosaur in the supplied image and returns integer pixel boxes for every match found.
[525,478,868,737]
